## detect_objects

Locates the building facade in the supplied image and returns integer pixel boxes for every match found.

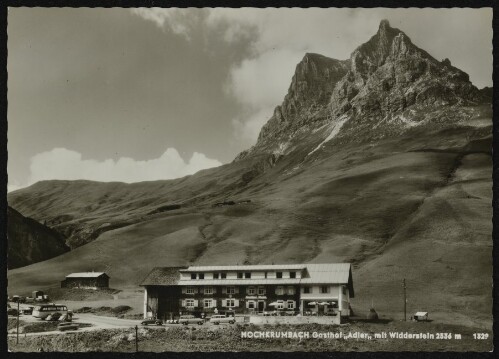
[61,272,110,289]
[141,263,354,320]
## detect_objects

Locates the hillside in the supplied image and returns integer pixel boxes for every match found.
[7,206,70,269]
[7,21,492,328]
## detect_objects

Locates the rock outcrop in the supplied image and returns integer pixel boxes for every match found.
[8,206,70,269]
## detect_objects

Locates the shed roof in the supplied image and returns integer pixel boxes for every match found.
[414,312,428,316]
[66,272,108,278]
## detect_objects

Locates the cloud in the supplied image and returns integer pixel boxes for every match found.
[24,147,221,186]
[130,8,207,39]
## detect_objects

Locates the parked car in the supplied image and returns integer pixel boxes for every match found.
[58,322,79,331]
[209,315,235,325]
[46,312,62,321]
[23,307,34,315]
[7,308,19,316]
[263,311,277,316]
[178,315,204,325]
[141,318,163,326]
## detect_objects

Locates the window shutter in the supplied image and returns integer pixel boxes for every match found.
[234,299,240,307]
[222,287,227,294]
[211,299,216,308]
[182,287,186,294]
[222,299,227,307]
[193,300,199,307]
[246,301,250,309]
[181,299,186,307]
[212,287,217,294]
[194,287,199,294]
[235,287,239,294]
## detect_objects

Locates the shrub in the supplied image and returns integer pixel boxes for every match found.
[111,305,132,314]
[74,307,92,313]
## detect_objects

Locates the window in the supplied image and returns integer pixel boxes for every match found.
[191,273,196,280]
[186,287,195,294]
[290,271,296,278]
[258,286,266,295]
[264,272,268,279]
[221,273,227,279]
[226,286,235,294]
[247,286,256,295]
[276,301,285,309]
[303,287,311,294]
[342,286,347,295]
[226,299,235,307]
[276,272,283,278]
[185,299,195,308]
[237,272,243,279]
[287,286,295,295]
[199,273,204,279]
[248,301,256,309]
[245,272,251,279]
[214,273,219,279]
[276,286,284,295]
[204,299,213,308]
[287,301,295,309]
[204,286,213,295]
[320,286,329,294]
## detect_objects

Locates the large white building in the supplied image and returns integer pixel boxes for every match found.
[141,263,354,320]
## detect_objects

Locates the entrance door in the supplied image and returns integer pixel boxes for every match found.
[258,301,265,312]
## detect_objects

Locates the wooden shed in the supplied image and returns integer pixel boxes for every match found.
[413,311,429,321]
[61,272,110,289]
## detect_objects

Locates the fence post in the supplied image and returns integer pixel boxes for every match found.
[16,301,20,344]
[135,325,138,352]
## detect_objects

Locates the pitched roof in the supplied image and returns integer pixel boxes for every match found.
[140,267,187,286]
[66,272,107,278]
[302,263,354,297]
[301,263,351,284]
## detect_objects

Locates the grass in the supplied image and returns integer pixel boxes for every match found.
[7,106,492,330]
[45,287,118,301]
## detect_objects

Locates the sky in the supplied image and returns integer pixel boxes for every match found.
[7,7,493,192]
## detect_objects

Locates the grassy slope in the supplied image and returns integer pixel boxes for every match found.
[7,107,492,328]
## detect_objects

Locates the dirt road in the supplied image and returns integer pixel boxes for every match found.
[8,314,145,337]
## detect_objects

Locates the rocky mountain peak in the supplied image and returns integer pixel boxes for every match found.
[237,20,487,161]
[350,20,415,78]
